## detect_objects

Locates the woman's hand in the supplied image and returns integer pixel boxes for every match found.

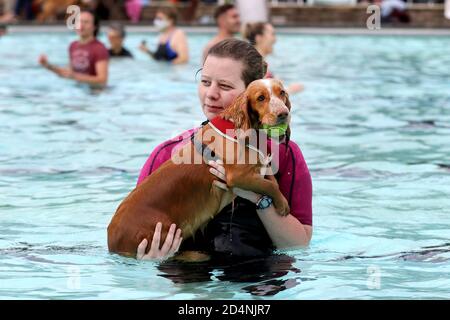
[59,68,74,79]
[208,160,261,204]
[38,54,49,68]
[139,41,149,53]
[136,222,183,260]
[287,83,304,95]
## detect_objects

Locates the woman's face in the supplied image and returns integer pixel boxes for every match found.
[154,12,173,31]
[198,56,246,120]
[258,24,276,55]
[77,12,95,38]
[107,29,123,48]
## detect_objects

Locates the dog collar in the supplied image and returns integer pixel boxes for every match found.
[210,117,236,139]
[208,117,268,163]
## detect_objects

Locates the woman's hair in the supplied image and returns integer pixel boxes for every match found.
[81,9,100,38]
[206,39,267,87]
[157,7,178,25]
[109,22,126,38]
[243,22,267,46]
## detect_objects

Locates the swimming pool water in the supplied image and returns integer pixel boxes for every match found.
[0,31,449,299]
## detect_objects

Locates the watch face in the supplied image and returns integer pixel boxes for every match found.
[258,197,271,209]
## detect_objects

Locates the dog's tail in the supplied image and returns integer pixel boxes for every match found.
[173,251,211,263]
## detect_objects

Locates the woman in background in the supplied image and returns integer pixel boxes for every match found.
[244,22,304,95]
[107,22,133,58]
[139,7,188,65]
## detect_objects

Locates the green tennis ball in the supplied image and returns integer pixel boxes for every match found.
[261,123,288,138]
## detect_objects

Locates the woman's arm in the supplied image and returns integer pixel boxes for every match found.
[256,201,312,248]
[171,30,189,65]
[209,160,313,249]
[139,41,155,58]
[38,54,69,77]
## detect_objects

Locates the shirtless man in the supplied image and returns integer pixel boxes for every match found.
[202,4,240,63]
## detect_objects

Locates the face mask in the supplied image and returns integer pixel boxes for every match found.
[153,18,169,31]
[261,123,288,138]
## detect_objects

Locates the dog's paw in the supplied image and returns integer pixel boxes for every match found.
[274,197,290,216]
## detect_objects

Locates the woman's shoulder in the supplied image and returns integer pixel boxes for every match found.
[151,128,197,156]
[274,139,304,158]
[286,139,303,155]
[274,139,309,174]
[137,127,198,184]
[172,28,187,40]
[174,28,186,35]
[287,140,308,164]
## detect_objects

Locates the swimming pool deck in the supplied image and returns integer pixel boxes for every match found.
[6,25,450,36]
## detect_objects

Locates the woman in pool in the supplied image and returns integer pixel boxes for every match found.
[135,39,312,260]
[107,22,133,58]
[243,22,304,95]
[139,7,188,65]
[38,10,109,87]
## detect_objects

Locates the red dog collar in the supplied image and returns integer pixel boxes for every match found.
[210,117,236,139]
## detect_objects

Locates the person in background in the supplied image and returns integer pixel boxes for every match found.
[107,22,133,58]
[0,0,17,23]
[379,0,411,23]
[139,7,189,64]
[38,10,109,87]
[13,0,33,20]
[0,24,7,37]
[125,0,144,23]
[243,22,304,95]
[201,3,240,62]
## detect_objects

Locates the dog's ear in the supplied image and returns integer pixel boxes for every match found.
[285,125,291,147]
[284,90,292,111]
[221,92,254,131]
[284,91,292,146]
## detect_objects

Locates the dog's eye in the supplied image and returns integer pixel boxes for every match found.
[280,90,286,97]
[257,95,265,102]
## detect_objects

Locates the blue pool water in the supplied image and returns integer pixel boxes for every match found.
[0,31,449,299]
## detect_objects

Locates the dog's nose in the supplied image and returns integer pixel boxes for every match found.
[277,112,289,123]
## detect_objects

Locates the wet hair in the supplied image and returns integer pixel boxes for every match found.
[214,4,235,21]
[157,7,178,25]
[206,38,267,87]
[81,9,100,38]
[243,22,267,46]
[109,22,126,38]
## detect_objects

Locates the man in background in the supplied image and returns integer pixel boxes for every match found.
[202,3,240,62]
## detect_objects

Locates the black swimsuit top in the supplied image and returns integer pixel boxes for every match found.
[152,37,178,61]
[180,197,275,257]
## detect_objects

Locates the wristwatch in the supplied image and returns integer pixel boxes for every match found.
[256,195,273,210]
